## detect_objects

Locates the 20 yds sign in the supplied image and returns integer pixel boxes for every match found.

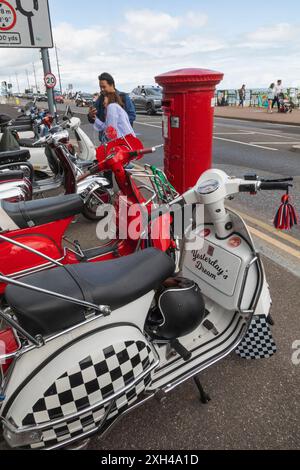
[44,73,57,89]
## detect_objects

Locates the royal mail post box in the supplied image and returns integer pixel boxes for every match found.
[155,68,224,193]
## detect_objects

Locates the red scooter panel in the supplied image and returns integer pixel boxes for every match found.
[0,218,72,294]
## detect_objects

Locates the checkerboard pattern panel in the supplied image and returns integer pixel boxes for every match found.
[20,340,155,449]
[235,316,277,359]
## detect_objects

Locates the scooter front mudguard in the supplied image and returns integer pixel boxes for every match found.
[1,323,157,450]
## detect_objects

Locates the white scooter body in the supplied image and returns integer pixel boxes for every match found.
[1,117,96,170]
[0,170,276,450]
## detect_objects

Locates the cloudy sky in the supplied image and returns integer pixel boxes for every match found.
[1,0,300,93]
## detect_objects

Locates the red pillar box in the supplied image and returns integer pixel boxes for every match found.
[155,68,224,194]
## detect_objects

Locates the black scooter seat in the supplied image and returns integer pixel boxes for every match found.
[0,114,12,125]
[0,149,30,165]
[18,138,46,148]
[1,193,84,229]
[5,249,175,337]
[0,170,24,182]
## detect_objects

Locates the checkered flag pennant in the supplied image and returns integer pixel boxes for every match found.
[236,315,277,360]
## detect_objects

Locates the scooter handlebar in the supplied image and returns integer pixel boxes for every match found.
[259,181,293,191]
[128,147,157,159]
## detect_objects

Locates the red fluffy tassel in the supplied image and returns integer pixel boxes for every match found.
[274,194,298,230]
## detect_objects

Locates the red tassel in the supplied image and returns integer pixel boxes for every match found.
[274,194,298,230]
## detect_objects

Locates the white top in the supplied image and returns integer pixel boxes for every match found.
[94,103,136,139]
[274,84,283,96]
[268,88,275,100]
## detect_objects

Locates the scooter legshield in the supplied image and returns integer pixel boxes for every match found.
[2,325,157,450]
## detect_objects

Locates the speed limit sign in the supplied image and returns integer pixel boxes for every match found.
[44,73,57,89]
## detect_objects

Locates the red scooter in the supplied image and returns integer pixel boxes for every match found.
[0,137,175,294]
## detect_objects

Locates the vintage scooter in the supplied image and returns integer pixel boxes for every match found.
[0,143,169,295]
[0,168,291,450]
[0,102,40,136]
[0,130,110,219]
[1,112,96,172]
[0,169,32,202]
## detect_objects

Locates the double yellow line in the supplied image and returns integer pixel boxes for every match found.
[234,209,300,260]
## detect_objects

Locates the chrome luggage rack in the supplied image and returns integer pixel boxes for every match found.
[127,164,179,206]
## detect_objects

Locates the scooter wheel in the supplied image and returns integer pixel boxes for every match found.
[82,187,112,221]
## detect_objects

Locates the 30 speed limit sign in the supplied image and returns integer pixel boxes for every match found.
[44,73,57,89]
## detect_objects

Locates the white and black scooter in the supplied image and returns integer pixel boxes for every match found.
[0,169,290,450]
[1,106,96,170]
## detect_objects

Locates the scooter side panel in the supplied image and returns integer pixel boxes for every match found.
[3,324,156,449]
[0,218,72,293]
[2,293,154,404]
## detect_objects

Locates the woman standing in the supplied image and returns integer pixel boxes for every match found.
[93,92,139,186]
[93,92,136,141]
[268,83,275,113]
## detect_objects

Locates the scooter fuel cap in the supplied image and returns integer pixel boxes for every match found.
[197,179,220,195]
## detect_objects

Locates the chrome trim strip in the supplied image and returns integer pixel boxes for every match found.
[162,322,247,393]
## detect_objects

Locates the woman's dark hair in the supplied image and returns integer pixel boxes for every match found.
[105,92,124,108]
[98,73,115,87]
[270,83,275,89]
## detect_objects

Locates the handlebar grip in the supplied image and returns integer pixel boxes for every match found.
[259,182,292,191]
[129,147,155,158]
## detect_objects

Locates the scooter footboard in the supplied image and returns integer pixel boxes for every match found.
[2,325,158,450]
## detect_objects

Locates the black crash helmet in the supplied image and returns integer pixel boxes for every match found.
[147,277,205,341]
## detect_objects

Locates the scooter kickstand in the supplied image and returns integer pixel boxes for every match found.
[194,376,211,405]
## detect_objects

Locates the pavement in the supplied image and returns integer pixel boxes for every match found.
[214,105,300,126]
[0,102,299,451]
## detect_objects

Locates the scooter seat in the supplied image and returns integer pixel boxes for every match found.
[1,193,84,229]
[0,114,12,125]
[5,249,175,337]
[0,149,31,165]
[18,138,46,148]
[0,170,24,182]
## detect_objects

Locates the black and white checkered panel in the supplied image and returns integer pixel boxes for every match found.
[235,316,277,360]
[21,341,155,449]
[30,374,152,450]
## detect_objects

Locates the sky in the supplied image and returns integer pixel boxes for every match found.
[1,0,300,93]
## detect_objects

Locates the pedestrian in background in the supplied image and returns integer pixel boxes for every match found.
[238,85,246,107]
[267,83,275,113]
[93,92,136,139]
[272,80,283,111]
[88,73,136,142]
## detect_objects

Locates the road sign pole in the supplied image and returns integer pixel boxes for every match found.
[41,47,57,121]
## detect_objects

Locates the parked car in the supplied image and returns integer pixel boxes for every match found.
[75,93,94,107]
[35,94,48,102]
[54,95,65,104]
[130,86,162,115]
